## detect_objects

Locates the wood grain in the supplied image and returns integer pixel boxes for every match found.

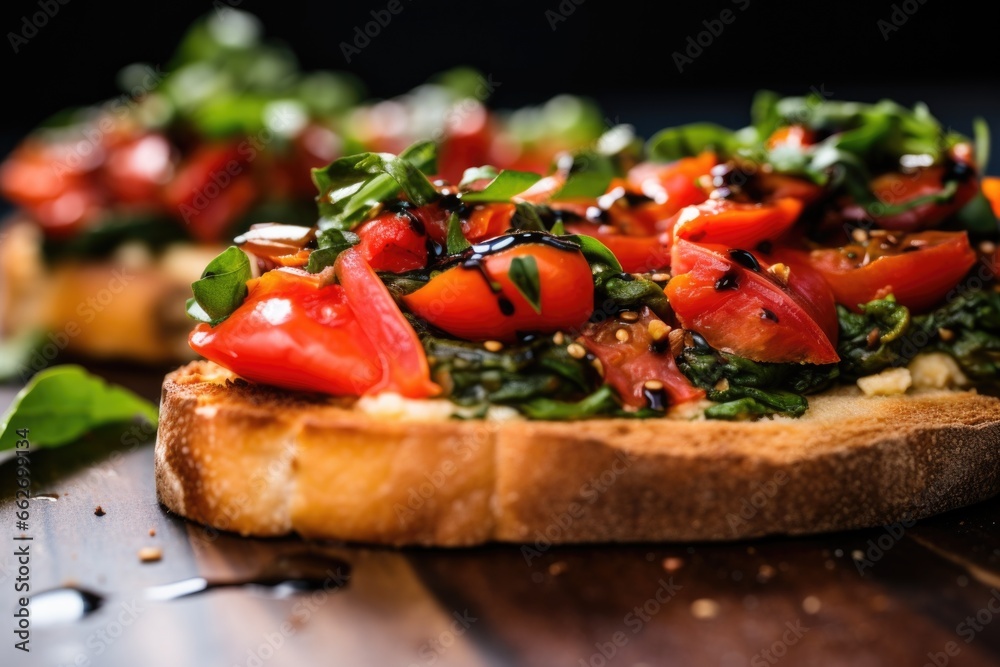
[2,367,1000,666]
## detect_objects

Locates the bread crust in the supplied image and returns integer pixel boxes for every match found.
[1,218,218,364]
[155,360,1000,546]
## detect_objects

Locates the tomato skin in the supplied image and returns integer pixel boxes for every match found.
[581,308,704,408]
[335,248,439,398]
[983,177,1000,217]
[808,231,977,313]
[626,153,714,217]
[565,223,671,273]
[670,197,803,249]
[103,134,173,204]
[667,240,839,365]
[189,268,384,396]
[766,125,816,150]
[162,144,256,243]
[356,212,429,272]
[403,241,595,342]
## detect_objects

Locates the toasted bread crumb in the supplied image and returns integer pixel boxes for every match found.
[94,506,106,517]
[138,547,162,563]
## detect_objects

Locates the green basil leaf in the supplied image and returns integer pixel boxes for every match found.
[750,89,782,139]
[550,219,567,236]
[511,202,547,232]
[954,191,999,240]
[459,165,499,189]
[974,117,990,172]
[647,123,735,162]
[569,234,623,272]
[307,229,360,273]
[446,212,471,254]
[189,246,252,324]
[462,170,542,202]
[312,140,438,230]
[0,365,157,451]
[508,255,542,314]
[552,172,612,201]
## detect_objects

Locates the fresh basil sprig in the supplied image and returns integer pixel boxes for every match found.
[0,366,157,451]
[462,170,542,202]
[646,123,736,162]
[312,140,439,230]
[306,229,360,273]
[508,256,542,314]
[186,246,252,325]
[445,212,471,254]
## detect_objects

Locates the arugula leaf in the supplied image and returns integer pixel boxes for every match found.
[446,212,471,254]
[462,170,542,202]
[647,123,735,162]
[306,228,360,273]
[312,141,438,230]
[187,246,252,324]
[508,256,542,314]
[459,165,499,189]
[0,366,157,451]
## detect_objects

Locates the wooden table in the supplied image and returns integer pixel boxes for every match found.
[2,365,999,667]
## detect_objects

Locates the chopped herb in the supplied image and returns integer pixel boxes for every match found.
[508,256,542,313]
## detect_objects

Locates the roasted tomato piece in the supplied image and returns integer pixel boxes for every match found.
[191,257,438,398]
[356,211,429,272]
[808,231,977,312]
[162,144,256,243]
[103,133,173,204]
[565,223,671,273]
[581,308,704,409]
[856,163,978,231]
[625,153,715,217]
[189,268,384,396]
[335,248,439,397]
[670,197,803,249]
[766,125,816,150]
[667,240,839,364]
[982,177,1000,218]
[403,236,594,342]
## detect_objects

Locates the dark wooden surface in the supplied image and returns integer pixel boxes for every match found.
[2,365,1000,667]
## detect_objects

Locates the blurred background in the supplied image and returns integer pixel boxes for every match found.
[1,0,997,170]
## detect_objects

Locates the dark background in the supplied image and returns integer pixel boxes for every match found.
[1,0,997,166]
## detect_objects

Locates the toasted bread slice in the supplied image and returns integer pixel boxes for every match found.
[0,219,218,365]
[155,361,1000,546]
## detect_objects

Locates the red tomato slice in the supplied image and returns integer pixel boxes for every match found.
[336,248,439,398]
[162,144,256,243]
[581,308,704,408]
[626,153,714,217]
[858,165,978,231]
[356,211,429,272]
[667,240,839,364]
[670,198,803,249]
[189,268,384,396]
[983,177,1000,217]
[403,239,594,342]
[808,231,977,313]
[103,133,173,204]
[565,223,671,273]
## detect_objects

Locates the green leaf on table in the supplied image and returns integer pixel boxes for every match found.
[187,246,252,324]
[508,255,541,314]
[312,140,439,230]
[0,366,158,451]
[462,170,542,202]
